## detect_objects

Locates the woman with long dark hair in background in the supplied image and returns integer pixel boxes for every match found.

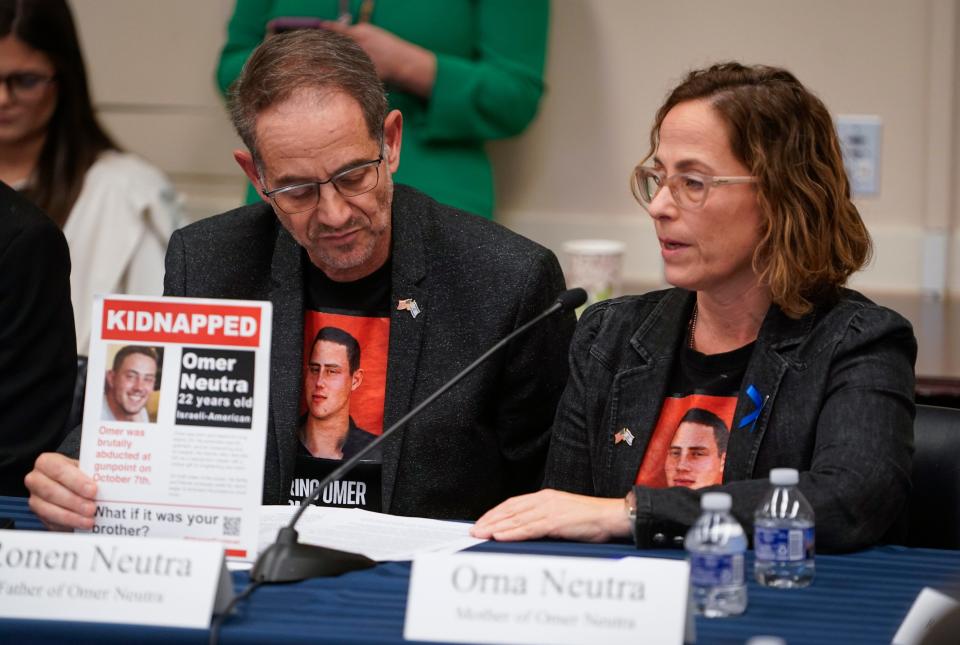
[0,0,181,353]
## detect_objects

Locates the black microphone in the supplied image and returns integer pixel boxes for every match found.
[251,287,586,583]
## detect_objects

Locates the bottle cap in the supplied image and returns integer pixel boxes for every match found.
[700,492,732,511]
[770,468,799,485]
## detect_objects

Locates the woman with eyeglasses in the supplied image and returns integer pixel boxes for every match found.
[0,0,181,353]
[472,63,917,553]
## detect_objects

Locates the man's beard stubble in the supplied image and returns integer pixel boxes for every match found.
[308,179,392,273]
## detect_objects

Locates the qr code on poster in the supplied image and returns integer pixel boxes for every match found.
[223,516,242,537]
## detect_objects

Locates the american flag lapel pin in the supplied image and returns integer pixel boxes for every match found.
[397,298,420,318]
[614,427,634,446]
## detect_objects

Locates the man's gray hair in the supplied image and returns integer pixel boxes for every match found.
[227,29,388,164]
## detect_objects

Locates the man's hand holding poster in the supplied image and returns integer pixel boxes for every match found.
[79,295,271,560]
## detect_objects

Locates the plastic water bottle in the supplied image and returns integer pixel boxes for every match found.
[685,492,748,617]
[754,468,815,588]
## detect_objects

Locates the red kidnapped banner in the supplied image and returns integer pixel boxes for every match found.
[101,299,261,347]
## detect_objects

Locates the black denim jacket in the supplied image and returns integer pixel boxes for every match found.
[543,288,917,553]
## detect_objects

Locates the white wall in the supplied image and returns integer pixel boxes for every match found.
[493,0,960,297]
[71,0,960,297]
[72,0,242,222]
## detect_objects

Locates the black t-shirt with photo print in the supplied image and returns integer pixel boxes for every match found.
[635,338,755,488]
[287,255,391,510]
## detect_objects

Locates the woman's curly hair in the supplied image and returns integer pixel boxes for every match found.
[645,62,871,317]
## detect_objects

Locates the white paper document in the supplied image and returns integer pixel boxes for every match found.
[249,505,484,564]
[78,295,272,561]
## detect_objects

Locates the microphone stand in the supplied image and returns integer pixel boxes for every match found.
[251,288,585,583]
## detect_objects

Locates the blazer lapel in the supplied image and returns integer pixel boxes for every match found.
[725,305,814,481]
[380,204,427,513]
[605,290,693,496]
[268,227,305,503]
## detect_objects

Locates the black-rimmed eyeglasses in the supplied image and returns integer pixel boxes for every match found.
[262,156,383,215]
[0,72,55,101]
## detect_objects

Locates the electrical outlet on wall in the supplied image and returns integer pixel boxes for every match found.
[836,115,882,197]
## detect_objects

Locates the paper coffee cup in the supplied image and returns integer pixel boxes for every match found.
[562,239,625,313]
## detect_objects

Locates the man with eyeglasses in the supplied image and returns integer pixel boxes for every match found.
[26,29,573,530]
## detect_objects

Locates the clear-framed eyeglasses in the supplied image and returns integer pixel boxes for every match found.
[630,164,757,211]
[262,155,383,215]
[0,72,56,102]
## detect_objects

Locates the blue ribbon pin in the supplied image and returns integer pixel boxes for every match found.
[737,384,767,432]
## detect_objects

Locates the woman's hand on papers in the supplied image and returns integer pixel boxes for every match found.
[24,453,97,531]
[470,489,631,543]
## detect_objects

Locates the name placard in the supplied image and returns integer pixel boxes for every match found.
[893,587,960,645]
[0,530,233,629]
[404,553,690,645]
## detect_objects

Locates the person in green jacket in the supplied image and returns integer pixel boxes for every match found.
[216,0,549,219]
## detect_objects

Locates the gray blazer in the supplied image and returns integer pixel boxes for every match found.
[162,185,574,520]
[544,288,917,552]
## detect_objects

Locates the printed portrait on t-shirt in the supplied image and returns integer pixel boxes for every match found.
[636,394,736,489]
[300,325,377,460]
[102,344,163,424]
[635,335,752,490]
[288,306,390,511]
[663,407,730,488]
[300,312,389,440]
